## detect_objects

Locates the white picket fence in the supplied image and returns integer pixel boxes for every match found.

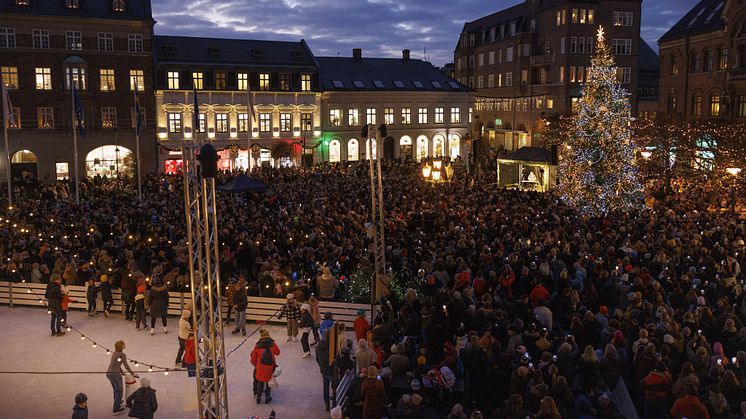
[0,281,375,324]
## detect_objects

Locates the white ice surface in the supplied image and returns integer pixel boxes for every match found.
[0,306,334,419]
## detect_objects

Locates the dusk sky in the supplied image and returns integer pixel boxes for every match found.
[152,0,700,66]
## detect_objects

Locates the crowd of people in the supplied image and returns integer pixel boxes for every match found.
[2,159,745,418]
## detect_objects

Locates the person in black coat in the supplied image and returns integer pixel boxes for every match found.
[45,274,64,336]
[316,335,335,411]
[126,377,158,419]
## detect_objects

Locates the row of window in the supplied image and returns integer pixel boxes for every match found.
[667,95,746,117]
[14,0,127,12]
[0,27,144,52]
[4,106,145,130]
[557,9,633,27]
[670,48,728,75]
[327,107,463,127]
[464,65,631,89]
[475,96,554,113]
[167,71,312,92]
[0,66,144,91]
[166,112,313,134]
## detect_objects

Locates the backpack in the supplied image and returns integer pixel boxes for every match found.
[260,347,274,366]
[439,366,456,390]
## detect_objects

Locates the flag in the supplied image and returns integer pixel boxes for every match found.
[1,80,14,128]
[192,86,200,133]
[246,82,256,122]
[134,89,143,135]
[72,84,85,137]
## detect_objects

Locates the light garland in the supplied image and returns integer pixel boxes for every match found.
[558,26,642,215]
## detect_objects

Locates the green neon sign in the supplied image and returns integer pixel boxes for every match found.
[495,118,503,126]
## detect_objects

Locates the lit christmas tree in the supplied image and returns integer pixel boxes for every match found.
[559,26,642,215]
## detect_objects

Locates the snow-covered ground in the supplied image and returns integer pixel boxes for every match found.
[0,306,335,419]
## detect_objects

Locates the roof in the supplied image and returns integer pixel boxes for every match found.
[499,147,551,163]
[154,35,317,68]
[658,0,726,44]
[639,39,659,71]
[462,2,527,34]
[0,0,152,20]
[316,56,471,92]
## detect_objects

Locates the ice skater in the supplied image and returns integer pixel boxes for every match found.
[300,303,314,358]
[250,329,280,404]
[100,274,114,317]
[106,340,138,415]
[44,274,64,337]
[86,278,99,316]
[134,286,148,330]
[176,309,192,365]
[147,277,169,335]
[126,377,158,419]
[72,392,88,419]
[278,293,300,342]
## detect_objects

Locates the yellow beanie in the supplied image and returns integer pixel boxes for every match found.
[100,274,109,282]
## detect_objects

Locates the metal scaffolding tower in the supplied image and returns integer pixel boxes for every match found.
[181,139,229,418]
[364,124,388,318]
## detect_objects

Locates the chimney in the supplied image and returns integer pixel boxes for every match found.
[352,48,362,59]
[402,49,410,60]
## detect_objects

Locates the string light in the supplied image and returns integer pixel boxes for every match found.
[92,343,97,348]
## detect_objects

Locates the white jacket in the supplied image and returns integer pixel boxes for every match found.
[178,310,193,339]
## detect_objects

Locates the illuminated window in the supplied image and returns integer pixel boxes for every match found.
[36,67,52,90]
[5,107,19,128]
[238,73,248,91]
[671,55,680,75]
[401,107,411,124]
[167,71,179,89]
[38,107,54,128]
[101,107,117,128]
[613,11,633,27]
[434,107,444,124]
[215,113,228,133]
[192,72,203,90]
[238,114,249,132]
[329,109,341,127]
[580,9,586,24]
[98,32,113,51]
[587,9,594,24]
[301,113,312,131]
[65,67,87,90]
[100,69,116,91]
[710,95,720,116]
[259,73,270,91]
[738,96,746,117]
[366,108,376,125]
[130,70,143,91]
[1,66,18,89]
[418,107,428,124]
[301,74,311,91]
[450,107,461,124]
[195,113,206,133]
[348,108,359,126]
[384,107,394,125]
[571,8,578,23]
[692,95,702,116]
[167,113,182,133]
[718,48,728,70]
[616,67,631,84]
[259,113,271,132]
[280,113,291,132]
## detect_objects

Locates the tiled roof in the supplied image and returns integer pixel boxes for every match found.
[658,0,726,44]
[316,56,471,92]
[153,35,317,68]
[0,0,152,20]
[462,2,527,33]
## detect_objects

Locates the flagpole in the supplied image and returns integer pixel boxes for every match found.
[72,85,80,205]
[134,88,142,200]
[247,86,252,173]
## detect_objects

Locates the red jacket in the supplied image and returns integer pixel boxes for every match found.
[670,395,709,419]
[183,337,196,365]
[641,371,671,402]
[529,285,550,307]
[353,316,370,341]
[250,338,280,382]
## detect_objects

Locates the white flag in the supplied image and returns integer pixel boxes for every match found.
[1,81,14,127]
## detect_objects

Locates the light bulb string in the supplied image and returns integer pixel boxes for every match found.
[223,309,281,359]
[17,279,183,374]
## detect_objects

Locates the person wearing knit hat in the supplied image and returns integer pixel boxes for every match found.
[100,272,114,318]
[72,392,87,419]
[134,285,148,330]
[299,302,314,358]
[260,328,270,338]
[250,327,280,404]
[361,365,386,419]
[125,376,158,418]
[279,292,301,342]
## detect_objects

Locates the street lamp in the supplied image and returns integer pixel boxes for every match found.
[640,150,652,159]
[421,164,431,178]
[727,167,741,215]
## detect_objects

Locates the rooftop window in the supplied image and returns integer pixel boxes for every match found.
[412,81,424,88]
[431,81,442,88]
[352,80,364,88]
[112,0,125,12]
[332,80,344,88]
[448,81,460,89]
[373,80,384,88]
[393,80,404,88]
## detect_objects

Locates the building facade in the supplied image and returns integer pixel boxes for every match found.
[0,0,155,182]
[317,49,473,163]
[153,36,321,171]
[637,39,660,121]
[658,0,746,121]
[454,0,642,149]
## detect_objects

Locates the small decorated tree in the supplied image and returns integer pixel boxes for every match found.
[559,26,642,215]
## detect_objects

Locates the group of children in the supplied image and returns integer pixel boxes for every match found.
[84,275,114,317]
[84,275,150,330]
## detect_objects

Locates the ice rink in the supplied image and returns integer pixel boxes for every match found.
[0,306,333,419]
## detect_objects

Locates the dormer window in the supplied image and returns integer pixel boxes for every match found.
[412,80,424,88]
[112,0,125,12]
[66,0,80,8]
[16,0,29,6]
[352,80,364,88]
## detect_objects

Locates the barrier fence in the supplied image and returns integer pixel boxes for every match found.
[0,281,376,325]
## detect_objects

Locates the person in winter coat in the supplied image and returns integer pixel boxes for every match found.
[384,343,410,377]
[670,384,709,419]
[317,267,339,300]
[86,279,99,317]
[309,296,321,344]
[60,285,76,326]
[126,377,158,419]
[316,334,335,411]
[45,274,64,336]
[100,274,114,317]
[183,332,196,377]
[250,329,280,404]
[120,272,137,321]
[641,363,672,419]
[360,366,386,419]
[299,303,314,357]
[355,339,378,371]
[134,285,148,330]
[176,310,192,365]
[231,281,248,336]
[72,392,88,419]
[107,340,138,415]
[278,294,301,342]
[353,309,370,341]
[147,278,169,335]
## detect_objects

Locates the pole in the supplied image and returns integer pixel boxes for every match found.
[3,116,10,207]
[731,185,736,215]
[72,86,80,205]
[134,88,142,201]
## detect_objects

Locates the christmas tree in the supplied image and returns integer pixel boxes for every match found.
[559,26,642,215]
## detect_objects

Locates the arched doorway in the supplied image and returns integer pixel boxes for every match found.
[416,136,428,161]
[86,146,133,178]
[366,138,377,160]
[347,139,359,161]
[383,136,395,159]
[11,150,38,180]
[272,142,294,167]
[329,139,341,163]
[400,136,413,160]
[448,134,461,160]
[432,134,445,157]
